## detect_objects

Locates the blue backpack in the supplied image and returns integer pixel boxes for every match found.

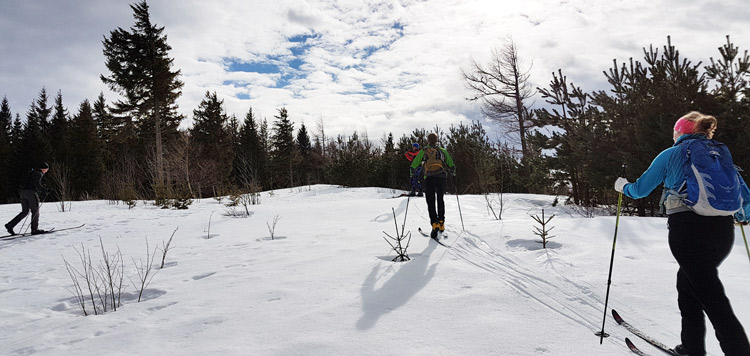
[680,138,742,216]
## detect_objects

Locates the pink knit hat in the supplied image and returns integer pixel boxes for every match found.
[673,117,695,134]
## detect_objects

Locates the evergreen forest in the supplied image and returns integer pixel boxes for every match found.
[1,1,749,217]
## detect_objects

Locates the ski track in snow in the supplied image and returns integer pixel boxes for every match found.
[446,228,605,332]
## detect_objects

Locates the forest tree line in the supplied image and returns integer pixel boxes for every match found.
[1,1,749,217]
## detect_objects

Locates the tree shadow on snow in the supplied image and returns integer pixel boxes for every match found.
[371,198,409,223]
[506,239,562,251]
[357,242,439,330]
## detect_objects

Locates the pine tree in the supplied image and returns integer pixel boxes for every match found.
[69,100,105,198]
[535,69,608,206]
[270,108,296,188]
[705,36,750,101]
[17,91,53,171]
[236,107,266,188]
[48,90,70,165]
[704,36,750,176]
[92,92,117,167]
[295,123,314,185]
[374,132,400,189]
[9,114,24,197]
[33,87,52,134]
[327,132,376,187]
[447,122,498,194]
[0,97,13,202]
[592,36,711,215]
[101,0,184,188]
[190,91,233,189]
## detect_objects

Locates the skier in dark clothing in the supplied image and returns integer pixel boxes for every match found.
[410,133,455,238]
[404,143,423,197]
[5,162,50,235]
[614,112,750,356]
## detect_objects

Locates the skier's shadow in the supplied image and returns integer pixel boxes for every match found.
[356,242,438,330]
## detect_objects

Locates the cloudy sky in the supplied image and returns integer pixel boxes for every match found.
[1,0,749,142]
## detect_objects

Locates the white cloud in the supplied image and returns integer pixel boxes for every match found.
[1,0,749,146]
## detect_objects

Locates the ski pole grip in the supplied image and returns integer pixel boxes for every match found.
[619,164,627,178]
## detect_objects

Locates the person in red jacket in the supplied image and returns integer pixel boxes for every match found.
[404,143,423,196]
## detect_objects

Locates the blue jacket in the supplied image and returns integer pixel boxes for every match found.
[622,134,750,221]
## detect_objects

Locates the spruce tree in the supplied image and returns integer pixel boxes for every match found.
[48,90,70,166]
[270,108,296,188]
[0,97,12,202]
[236,107,266,188]
[295,123,313,185]
[101,0,184,188]
[33,87,52,134]
[17,91,53,171]
[92,92,117,167]
[69,100,106,198]
[190,91,233,188]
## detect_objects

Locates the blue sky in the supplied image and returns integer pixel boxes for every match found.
[1,0,749,145]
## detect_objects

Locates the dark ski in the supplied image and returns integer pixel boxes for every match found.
[418,227,448,247]
[625,338,651,356]
[0,224,85,240]
[612,310,677,356]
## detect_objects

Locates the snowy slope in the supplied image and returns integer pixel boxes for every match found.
[1,185,748,356]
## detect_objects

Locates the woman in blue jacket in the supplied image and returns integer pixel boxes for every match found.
[614,111,750,356]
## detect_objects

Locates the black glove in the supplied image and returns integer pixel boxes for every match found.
[448,166,456,176]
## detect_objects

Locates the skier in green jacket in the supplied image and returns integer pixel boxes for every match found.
[410,132,455,238]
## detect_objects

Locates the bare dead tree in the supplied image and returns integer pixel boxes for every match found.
[267,215,282,240]
[382,205,412,262]
[63,241,124,316]
[463,39,535,159]
[169,131,195,197]
[207,211,214,239]
[63,251,90,316]
[160,227,177,268]
[130,237,159,302]
[97,236,124,312]
[315,116,327,158]
[47,162,72,212]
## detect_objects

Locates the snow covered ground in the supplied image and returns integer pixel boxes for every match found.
[1,185,748,356]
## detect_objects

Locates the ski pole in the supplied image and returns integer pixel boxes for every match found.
[596,164,627,344]
[453,174,465,231]
[741,223,750,268]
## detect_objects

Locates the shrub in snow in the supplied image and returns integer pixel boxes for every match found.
[63,237,124,316]
[63,237,160,316]
[382,207,412,262]
[267,215,282,240]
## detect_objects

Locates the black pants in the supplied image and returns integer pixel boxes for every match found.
[668,211,750,356]
[7,190,41,232]
[424,176,446,224]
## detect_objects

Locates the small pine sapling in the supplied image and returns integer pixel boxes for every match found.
[531,209,556,249]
